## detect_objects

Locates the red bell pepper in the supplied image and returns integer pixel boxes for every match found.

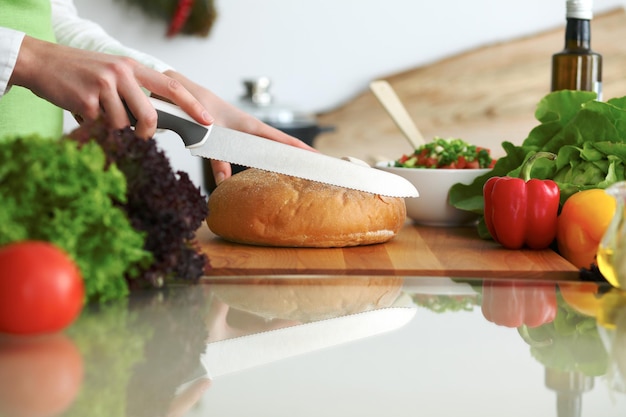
[481,280,557,328]
[483,152,560,249]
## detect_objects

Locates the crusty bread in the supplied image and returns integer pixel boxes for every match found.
[206,168,406,247]
[210,276,404,322]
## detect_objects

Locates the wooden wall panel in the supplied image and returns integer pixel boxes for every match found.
[315,8,626,163]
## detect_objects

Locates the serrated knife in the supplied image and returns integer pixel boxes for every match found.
[200,306,417,379]
[130,97,418,198]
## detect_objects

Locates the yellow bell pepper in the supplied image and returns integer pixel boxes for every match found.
[559,282,603,317]
[557,189,616,269]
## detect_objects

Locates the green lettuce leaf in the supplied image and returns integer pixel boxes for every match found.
[449,90,626,238]
[0,135,152,301]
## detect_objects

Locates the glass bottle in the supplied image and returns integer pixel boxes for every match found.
[597,181,626,289]
[545,368,594,417]
[551,0,602,100]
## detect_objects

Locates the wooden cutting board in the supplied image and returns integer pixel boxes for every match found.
[197,223,579,280]
[196,11,626,283]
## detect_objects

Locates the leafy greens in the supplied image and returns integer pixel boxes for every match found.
[520,294,608,377]
[68,121,209,291]
[0,120,210,302]
[0,135,150,301]
[450,90,626,238]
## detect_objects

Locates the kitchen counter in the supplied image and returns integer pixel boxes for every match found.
[5,8,626,417]
[3,274,625,417]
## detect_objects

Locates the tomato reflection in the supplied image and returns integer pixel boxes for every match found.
[0,333,84,417]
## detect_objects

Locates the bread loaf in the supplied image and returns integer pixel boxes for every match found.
[206,168,406,247]
[210,276,404,322]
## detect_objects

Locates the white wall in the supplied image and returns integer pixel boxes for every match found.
[69,0,625,190]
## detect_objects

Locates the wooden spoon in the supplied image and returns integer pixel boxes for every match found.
[369,80,425,150]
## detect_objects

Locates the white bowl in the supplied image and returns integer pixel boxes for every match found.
[375,162,490,227]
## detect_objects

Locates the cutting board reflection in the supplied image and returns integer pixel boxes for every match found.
[197,223,578,280]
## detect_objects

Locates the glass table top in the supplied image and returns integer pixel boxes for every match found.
[1,275,625,417]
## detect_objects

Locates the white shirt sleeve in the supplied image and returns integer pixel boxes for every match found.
[0,27,25,97]
[50,0,173,73]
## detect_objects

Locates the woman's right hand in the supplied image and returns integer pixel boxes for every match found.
[9,36,212,138]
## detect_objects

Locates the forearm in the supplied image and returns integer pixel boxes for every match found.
[51,0,172,73]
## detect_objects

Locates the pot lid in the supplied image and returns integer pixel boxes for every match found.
[239,77,316,127]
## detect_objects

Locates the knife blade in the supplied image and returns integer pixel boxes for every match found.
[200,306,417,379]
[133,97,418,198]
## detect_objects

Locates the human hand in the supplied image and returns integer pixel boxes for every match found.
[165,70,316,185]
[10,36,212,138]
[166,377,211,417]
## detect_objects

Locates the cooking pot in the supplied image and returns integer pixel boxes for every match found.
[239,76,334,146]
[202,77,334,189]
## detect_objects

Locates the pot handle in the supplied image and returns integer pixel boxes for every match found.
[317,125,336,134]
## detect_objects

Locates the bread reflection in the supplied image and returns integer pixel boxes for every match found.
[202,276,415,380]
[205,276,404,342]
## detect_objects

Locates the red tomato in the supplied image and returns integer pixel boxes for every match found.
[0,241,85,335]
[0,333,84,417]
[420,154,438,168]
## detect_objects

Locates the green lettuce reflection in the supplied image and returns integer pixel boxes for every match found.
[64,298,149,417]
[519,294,608,377]
[63,285,210,417]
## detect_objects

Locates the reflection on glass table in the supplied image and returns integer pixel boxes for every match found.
[0,276,625,417]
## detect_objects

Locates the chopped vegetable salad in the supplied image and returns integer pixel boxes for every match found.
[395,137,496,169]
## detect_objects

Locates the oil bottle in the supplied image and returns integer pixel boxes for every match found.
[551,0,602,100]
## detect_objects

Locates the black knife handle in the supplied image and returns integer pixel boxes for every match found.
[125,97,211,147]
